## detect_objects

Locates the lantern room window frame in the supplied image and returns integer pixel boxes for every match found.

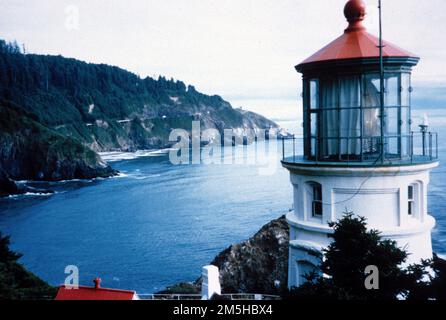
[303,69,412,162]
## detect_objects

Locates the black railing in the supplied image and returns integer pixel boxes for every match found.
[282,131,439,164]
[138,293,281,300]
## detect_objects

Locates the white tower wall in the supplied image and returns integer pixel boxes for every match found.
[284,162,438,288]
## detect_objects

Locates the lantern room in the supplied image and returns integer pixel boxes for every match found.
[295,0,426,163]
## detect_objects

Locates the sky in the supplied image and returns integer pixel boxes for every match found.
[1,0,445,109]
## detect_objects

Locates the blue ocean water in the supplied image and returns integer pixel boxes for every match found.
[0,105,445,293]
[0,141,293,293]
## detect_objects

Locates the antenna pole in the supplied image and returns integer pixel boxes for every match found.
[379,0,385,163]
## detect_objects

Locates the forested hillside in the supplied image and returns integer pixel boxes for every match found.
[0,40,277,152]
[0,40,278,192]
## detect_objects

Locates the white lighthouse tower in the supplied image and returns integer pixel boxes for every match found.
[282,0,439,288]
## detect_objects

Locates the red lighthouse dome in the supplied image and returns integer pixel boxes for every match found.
[296,0,418,72]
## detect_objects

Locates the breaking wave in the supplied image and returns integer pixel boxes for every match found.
[99,149,174,162]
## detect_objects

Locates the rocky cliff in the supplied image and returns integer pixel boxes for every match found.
[0,103,117,192]
[0,168,54,197]
[162,216,289,295]
[0,169,21,197]
[210,216,289,294]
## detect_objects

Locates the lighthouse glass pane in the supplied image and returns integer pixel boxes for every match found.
[385,108,399,135]
[340,76,361,155]
[311,113,318,136]
[311,138,317,158]
[321,79,339,157]
[401,107,410,135]
[401,136,409,157]
[364,75,381,107]
[310,80,319,109]
[363,108,381,137]
[363,75,382,156]
[401,107,410,157]
[386,137,399,156]
[385,75,399,107]
[362,108,381,155]
[401,73,411,107]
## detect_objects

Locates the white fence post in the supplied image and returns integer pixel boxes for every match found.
[201,265,221,300]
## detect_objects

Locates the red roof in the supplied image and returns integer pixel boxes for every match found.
[297,0,418,69]
[55,278,136,301]
[299,30,417,65]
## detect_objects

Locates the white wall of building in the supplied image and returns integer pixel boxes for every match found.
[285,162,438,288]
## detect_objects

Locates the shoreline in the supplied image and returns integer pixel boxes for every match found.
[0,172,133,200]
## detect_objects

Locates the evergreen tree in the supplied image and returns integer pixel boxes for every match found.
[0,233,22,262]
[285,213,434,300]
[0,232,56,300]
[430,254,446,300]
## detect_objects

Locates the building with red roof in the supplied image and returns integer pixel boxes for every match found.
[55,278,139,301]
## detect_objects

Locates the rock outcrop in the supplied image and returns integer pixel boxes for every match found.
[0,168,54,197]
[0,168,20,197]
[0,103,117,195]
[209,216,289,295]
[162,216,289,295]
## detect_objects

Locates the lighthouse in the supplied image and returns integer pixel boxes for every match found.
[282,0,439,288]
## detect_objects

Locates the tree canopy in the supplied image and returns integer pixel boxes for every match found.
[0,232,56,300]
[285,213,444,300]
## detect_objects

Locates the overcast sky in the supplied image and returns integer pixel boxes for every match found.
[1,0,445,103]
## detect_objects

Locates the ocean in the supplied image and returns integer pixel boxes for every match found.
[0,101,445,293]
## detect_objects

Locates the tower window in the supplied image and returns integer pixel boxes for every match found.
[408,185,415,216]
[307,182,323,217]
